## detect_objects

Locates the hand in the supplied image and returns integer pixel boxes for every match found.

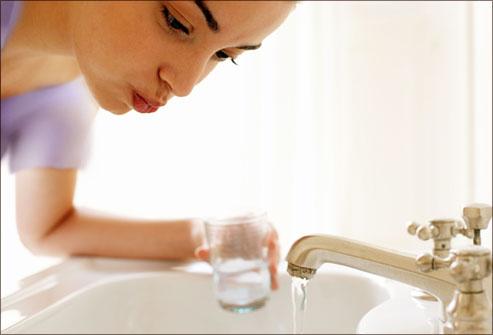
[194,223,280,290]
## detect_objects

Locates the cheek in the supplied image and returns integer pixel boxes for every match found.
[199,62,219,82]
[74,8,160,83]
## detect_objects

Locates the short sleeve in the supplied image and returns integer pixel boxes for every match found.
[1,77,98,173]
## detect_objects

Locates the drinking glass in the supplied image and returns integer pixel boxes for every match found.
[205,212,271,313]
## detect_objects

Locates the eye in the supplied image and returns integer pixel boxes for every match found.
[215,50,238,65]
[162,6,190,35]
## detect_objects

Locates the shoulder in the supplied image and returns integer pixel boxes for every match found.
[3,76,98,124]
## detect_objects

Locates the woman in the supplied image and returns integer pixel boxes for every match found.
[1,1,295,290]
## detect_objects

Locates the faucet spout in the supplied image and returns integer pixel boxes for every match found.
[286,234,456,309]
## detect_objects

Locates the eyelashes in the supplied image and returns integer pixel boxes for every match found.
[161,5,238,65]
[162,6,189,35]
[215,50,238,65]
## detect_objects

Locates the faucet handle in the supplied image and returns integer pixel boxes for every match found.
[407,221,438,240]
[416,252,454,272]
[416,246,492,281]
[462,203,492,245]
[449,246,492,284]
[450,220,474,239]
[443,246,492,334]
[407,219,461,257]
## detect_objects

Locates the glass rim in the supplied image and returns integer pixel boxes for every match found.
[204,211,268,227]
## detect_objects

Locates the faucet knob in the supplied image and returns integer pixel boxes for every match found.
[450,220,474,239]
[449,246,492,284]
[416,252,454,272]
[407,221,439,240]
[406,221,419,235]
[443,246,493,334]
[462,203,492,245]
[417,246,492,286]
[463,203,492,229]
[408,219,459,257]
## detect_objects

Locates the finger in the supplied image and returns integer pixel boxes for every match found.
[194,246,210,261]
[269,261,279,290]
[268,236,280,264]
[267,228,280,290]
[269,260,279,290]
[268,239,280,290]
[266,229,279,258]
[268,234,280,263]
[271,275,279,290]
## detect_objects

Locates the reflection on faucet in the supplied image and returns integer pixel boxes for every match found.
[285,234,456,320]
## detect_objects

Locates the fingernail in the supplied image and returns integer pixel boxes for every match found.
[272,278,279,290]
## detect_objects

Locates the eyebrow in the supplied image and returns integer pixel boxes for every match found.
[194,0,219,32]
[192,1,262,51]
[236,44,262,51]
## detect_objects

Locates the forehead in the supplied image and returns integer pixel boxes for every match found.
[179,1,294,44]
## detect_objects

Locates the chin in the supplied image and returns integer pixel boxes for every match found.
[97,98,131,115]
[107,107,131,115]
[83,81,131,115]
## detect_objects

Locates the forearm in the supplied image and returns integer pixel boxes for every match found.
[31,207,204,260]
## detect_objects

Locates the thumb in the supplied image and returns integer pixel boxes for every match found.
[194,246,210,262]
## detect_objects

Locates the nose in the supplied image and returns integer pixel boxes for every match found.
[159,55,209,98]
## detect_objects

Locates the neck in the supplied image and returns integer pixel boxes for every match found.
[8,1,74,57]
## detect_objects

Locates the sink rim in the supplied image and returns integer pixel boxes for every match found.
[1,258,393,333]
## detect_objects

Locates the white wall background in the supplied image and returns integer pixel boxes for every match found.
[2,1,492,297]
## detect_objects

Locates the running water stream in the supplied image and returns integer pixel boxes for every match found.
[291,277,309,334]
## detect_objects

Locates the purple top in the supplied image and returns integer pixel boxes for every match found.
[1,1,98,173]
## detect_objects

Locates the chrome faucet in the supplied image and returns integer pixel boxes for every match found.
[286,203,492,334]
[286,234,457,314]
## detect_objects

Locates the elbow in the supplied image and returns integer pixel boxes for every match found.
[16,207,75,256]
[18,229,70,257]
[16,223,66,256]
[17,231,50,255]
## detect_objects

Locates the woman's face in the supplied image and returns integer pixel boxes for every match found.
[71,1,294,114]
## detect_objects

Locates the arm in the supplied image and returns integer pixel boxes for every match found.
[15,168,204,260]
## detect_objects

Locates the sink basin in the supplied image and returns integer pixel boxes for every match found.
[1,258,431,334]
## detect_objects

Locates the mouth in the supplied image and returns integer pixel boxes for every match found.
[132,91,165,114]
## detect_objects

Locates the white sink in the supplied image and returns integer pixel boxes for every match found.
[1,257,434,334]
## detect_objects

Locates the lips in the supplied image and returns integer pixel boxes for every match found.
[132,92,162,114]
